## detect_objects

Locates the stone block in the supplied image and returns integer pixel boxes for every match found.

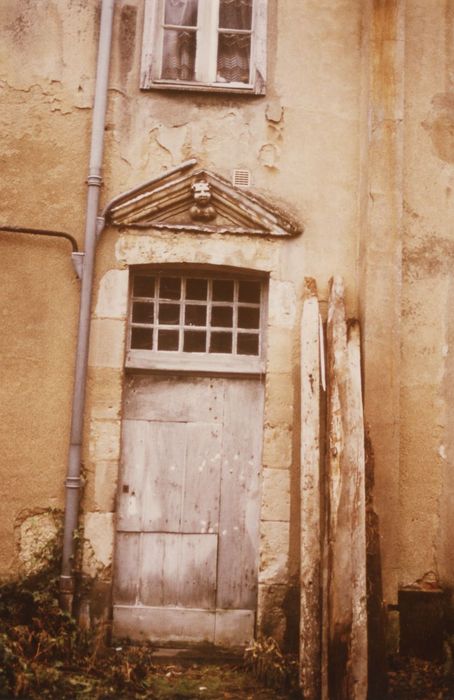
[88,319,126,369]
[86,367,124,420]
[266,327,294,373]
[89,420,121,462]
[265,372,294,424]
[82,512,114,577]
[257,584,287,645]
[268,279,297,328]
[259,520,289,585]
[94,460,119,512]
[261,468,290,521]
[262,424,292,468]
[94,269,129,319]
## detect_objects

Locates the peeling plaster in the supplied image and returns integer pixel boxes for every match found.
[423,93,454,164]
[259,143,280,169]
[155,124,188,165]
[16,510,59,575]
[266,101,284,124]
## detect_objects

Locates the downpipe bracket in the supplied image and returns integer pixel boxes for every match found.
[71,252,85,279]
[65,475,82,490]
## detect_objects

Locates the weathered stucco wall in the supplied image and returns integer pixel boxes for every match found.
[4,0,424,648]
[0,0,99,575]
[401,1,454,594]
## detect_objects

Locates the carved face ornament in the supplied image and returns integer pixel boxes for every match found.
[191,179,212,203]
[190,178,217,222]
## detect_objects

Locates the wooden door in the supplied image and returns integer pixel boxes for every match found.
[112,373,264,646]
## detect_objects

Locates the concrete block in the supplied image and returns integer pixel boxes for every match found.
[88,319,126,369]
[262,424,292,468]
[82,512,114,577]
[261,468,290,521]
[89,420,121,462]
[259,520,289,585]
[94,269,129,319]
[265,372,294,424]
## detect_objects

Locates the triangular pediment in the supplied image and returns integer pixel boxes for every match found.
[106,164,302,237]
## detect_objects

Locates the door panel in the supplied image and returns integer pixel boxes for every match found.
[123,374,224,423]
[113,606,216,645]
[113,532,139,605]
[141,421,187,531]
[113,374,264,646]
[182,423,222,532]
[216,380,263,610]
[116,421,147,532]
[140,533,218,608]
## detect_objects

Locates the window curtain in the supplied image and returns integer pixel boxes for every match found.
[217,0,253,84]
[162,0,198,81]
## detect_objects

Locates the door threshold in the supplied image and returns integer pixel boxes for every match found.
[147,645,244,665]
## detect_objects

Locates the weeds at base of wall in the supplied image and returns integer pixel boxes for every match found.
[0,518,94,698]
[0,519,300,698]
[0,524,161,698]
[244,636,299,694]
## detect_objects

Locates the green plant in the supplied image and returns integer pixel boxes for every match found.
[244,636,299,694]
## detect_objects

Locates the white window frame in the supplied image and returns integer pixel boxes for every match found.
[126,269,268,375]
[141,0,267,94]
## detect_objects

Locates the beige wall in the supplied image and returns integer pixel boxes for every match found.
[10,0,454,645]
[401,1,454,592]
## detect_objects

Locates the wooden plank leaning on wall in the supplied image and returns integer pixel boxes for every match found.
[300,277,367,700]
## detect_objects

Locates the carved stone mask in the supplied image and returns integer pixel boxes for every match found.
[191,179,212,203]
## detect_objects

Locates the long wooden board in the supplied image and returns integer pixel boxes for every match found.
[326,277,367,700]
[300,277,322,699]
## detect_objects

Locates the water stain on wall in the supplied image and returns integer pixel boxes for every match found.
[119,5,137,78]
[423,93,454,163]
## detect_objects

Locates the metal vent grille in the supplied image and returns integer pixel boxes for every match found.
[232,169,251,188]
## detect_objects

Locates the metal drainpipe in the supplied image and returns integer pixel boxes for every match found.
[59,0,115,612]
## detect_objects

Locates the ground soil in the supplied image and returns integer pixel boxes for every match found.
[135,662,295,699]
[145,657,454,700]
[387,655,454,700]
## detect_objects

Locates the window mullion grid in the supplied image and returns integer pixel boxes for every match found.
[195,0,219,82]
[249,0,257,84]
[155,0,166,79]
[179,277,187,352]
[258,283,263,357]
[210,0,220,83]
[152,275,159,350]
[206,279,213,353]
[128,279,135,352]
[232,280,239,357]
[218,29,252,35]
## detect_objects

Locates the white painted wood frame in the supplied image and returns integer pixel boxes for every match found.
[141,0,267,94]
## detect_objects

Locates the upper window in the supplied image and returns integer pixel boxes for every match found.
[141,0,267,94]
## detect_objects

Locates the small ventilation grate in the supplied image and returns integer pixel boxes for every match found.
[232,169,251,188]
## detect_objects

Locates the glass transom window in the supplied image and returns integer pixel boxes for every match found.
[127,271,266,373]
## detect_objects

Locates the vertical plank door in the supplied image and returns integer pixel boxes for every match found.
[112,374,264,647]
